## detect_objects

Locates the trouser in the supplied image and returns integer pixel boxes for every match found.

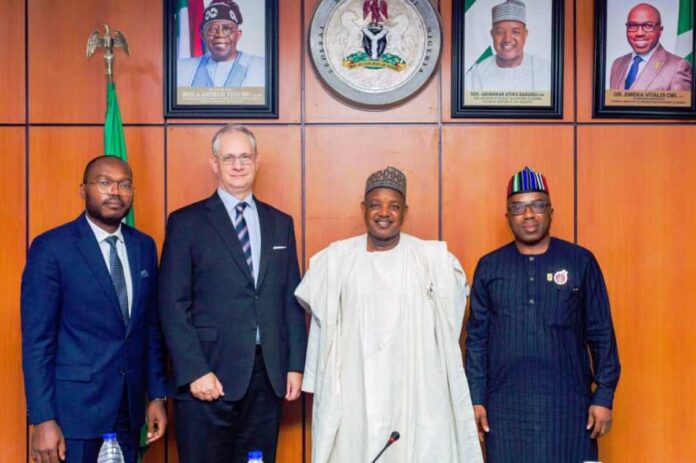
[174,347,284,463]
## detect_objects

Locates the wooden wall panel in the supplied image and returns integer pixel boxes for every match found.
[578,126,696,462]
[29,127,164,241]
[303,0,439,123]
[441,0,576,122]
[0,0,25,123]
[305,125,439,260]
[166,125,303,463]
[442,126,575,276]
[0,128,27,462]
[28,0,163,124]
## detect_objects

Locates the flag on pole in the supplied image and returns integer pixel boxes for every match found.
[676,0,693,63]
[104,82,134,227]
[176,0,192,59]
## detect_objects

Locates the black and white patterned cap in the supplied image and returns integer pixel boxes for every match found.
[365,166,407,198]
[203,0,243,26]
[492,0,526,25]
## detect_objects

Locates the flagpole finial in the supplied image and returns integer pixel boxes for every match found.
[87,24,130,84]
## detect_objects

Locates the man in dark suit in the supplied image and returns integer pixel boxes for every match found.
[21,156,168,463]
[159,124,307,463]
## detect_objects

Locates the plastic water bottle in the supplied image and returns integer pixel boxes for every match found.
[247,450,264,463]
[97,433,125,463]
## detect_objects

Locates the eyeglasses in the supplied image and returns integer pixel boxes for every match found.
[203,23,239,38]
[508,200,549,216]
[86,179,134,196]
[625,22,661,32]
[216,153,256,166]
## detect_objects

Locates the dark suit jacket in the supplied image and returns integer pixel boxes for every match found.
[610,44,693,90]
[21,214,168,439]
[158,193,307,401]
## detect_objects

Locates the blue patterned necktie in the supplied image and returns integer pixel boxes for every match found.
[624,55,643,90]
[105,236,129,324]
[234,202,253,274]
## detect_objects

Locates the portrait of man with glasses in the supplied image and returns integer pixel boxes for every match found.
[177,0,265,88]
[608,2,692,91]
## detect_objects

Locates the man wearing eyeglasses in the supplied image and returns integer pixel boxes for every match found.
[21,156,168,463]
[609,2,692,91]
[465,166,621,462]
[159,125,307,463]
[177,0,265,88]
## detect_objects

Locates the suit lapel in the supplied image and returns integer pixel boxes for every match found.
[74,215,126,327]
[634,45,666,89]
[256,199,274,290]
[205,193,255,282]
[616,55,632,88]
[123,227,141,332]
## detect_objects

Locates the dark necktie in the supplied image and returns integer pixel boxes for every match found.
[105,236,129,324]
[624,55,643,90]
[234,202,254,274]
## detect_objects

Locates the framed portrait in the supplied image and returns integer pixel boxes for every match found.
[593,0,696,118]
[451,0,564,118]
[164,0,278,118]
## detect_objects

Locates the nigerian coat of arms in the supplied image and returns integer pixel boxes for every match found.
[309,0,442,109]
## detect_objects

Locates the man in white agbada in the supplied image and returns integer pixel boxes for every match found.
[465,0,550,91]
[296,167,482,463]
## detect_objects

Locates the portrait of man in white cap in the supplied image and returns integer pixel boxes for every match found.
[177,0,265,88]
[465,0,551,92]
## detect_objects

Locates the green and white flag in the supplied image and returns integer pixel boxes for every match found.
[464,0,493,73]
[676,0,693,62]
[104,82,134,227]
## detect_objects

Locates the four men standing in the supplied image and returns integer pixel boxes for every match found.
[21,128,619,462]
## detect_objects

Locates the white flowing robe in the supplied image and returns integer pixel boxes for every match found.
[296,234,483,463]
[465,53,551,91]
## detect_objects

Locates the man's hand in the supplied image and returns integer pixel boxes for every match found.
[145,399,168,444]
[473,405,490,443]
[586,405,612,439]
[31,420,65,463]
[190,372,225,401]
[285,372,303,401]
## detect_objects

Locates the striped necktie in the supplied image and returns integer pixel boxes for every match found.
[234,202,253,274]
[105,235,129,324]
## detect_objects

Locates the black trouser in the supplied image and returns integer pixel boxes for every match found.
[174,348,283,463]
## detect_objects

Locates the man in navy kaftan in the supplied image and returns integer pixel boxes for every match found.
[465,167,620,462]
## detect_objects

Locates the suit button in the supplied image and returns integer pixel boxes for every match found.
[120,369,126,376]
[255,295,259,300]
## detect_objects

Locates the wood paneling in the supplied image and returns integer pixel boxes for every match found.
[441,0,576,122]
[303,0,439,123]
[29,127,164,241]
[305,125,439,260]
[578,126,696,462]
[0,1,25,123]
[442,126,575,277]
[28,0,163,124]
[0,128,27,462]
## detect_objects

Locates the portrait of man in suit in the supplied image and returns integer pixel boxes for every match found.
[177,0,265,88]
[609,2,692,91]
[21,156,168,463]
[158,124,307,463]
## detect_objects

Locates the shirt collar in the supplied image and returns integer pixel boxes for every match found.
[217,187,256,213]
[633,44,658,62]
[85,213,124,244]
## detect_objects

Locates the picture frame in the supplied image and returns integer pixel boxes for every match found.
[164,0,278,118]
[593,0,696,118]
[451,0,564,118]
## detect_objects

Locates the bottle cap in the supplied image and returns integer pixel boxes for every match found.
[102,433,117,441]
[248,450,263,459]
